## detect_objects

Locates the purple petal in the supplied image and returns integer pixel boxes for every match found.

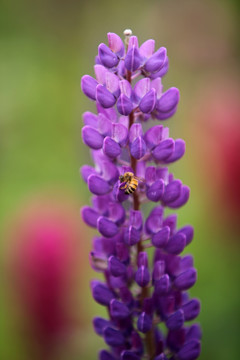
[116,243,129,263]
[156,87,180,113]
[97,104,118,121]
[108,202,125,225]
[138,252,148,267]
[139,89,156,113]
[179,255,194,272]
[112,181,129,202]
[185,324,202,342]
[117,94,133,115]
[121,351,140,360]
[81,206,99,228]
[144,47,167,73]
[154,354,167,360]
[112,123,128,147]
[96,84,116,108]
[81,75,98,100]
[152,260,166,282]
[165,232,186,255]
[131,331,144,355]
[137,312,152,333]
[93,317,112,336]
[99,350,116,360]
[177,225,194,245]
[152,139,175,161]
[125,46,142,72]
[151,56,169,79]
[167,329,185,352]
[83,111,98,127]
[165,139,185,163]
[155,274,170,295]
[98,43,119,68]
[97,216,118,237]
[82,126,104,149]
[129,210,143,231]
[144,125,163,150]
[80,165,97,183]
[166,309,184,330]
[108,32,125,57]
[134,78,150,100]
[103,326,125,347]
[174,268,197,290]
[97,114,112,137]
[105,71,120,98]
[135,266,150,287]
[110,299,130,319]
[108,256,127,277]
[94,64,108,84]
[162,180,182,203]
[151,78,163,98]
[130,136,147,160]
[100,161,119,185]
[155,104,178,120]
[177,340,201,360]
[139,39,155,58]
[92,195,110,216]
[157,295,175,317]
[88,174,111,195]
[128,36,139,49]
[167,186,190,209]
[119,79,132,97]
[103,137,121,158]
[124,226,141,246]
[145,166,156,185]
[129,123,143,143]
[145,206,164,234]
[146,179,164,202]
[91,281,115,305]
[162,214,177,234]
[182,299,201,321]
[152,226,170,248]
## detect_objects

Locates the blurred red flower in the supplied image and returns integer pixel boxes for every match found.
[6,192,88,360]
[192,79,240,230]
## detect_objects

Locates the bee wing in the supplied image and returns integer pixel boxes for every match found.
[134,176,145,183]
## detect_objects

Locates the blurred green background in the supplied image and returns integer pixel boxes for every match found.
[0,0,240,359]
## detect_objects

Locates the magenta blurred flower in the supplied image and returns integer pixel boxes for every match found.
[192,80,240,229]
[7,194,86,360]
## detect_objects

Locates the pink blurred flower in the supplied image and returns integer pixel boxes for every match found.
[192,79,240,229]
[6,193,87,360]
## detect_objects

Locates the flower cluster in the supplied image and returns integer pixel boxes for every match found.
[80,30,201,360]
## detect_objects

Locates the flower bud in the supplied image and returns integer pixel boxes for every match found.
[144,47,167,73]
[108,256,127,277]
[82,126,103,149]
[110,299,130,320]
[91,281,115,306]
[98,43,119,68]
[81,75,97,100]
[137,312,152,333]
[125,46,142,72]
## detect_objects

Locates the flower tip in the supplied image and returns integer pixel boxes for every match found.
[123,29,133,37]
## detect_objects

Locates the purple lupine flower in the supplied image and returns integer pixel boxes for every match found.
[80,30,201,360]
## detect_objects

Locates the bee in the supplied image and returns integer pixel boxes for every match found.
[119,172,145,195]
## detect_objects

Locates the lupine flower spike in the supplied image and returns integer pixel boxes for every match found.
[80,30,201,360]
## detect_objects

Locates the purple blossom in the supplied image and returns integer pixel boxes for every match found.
[80,30,201,360]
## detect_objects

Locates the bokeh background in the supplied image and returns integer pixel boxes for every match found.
[0,0,240,359]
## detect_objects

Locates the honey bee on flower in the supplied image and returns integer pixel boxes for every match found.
[119,172,145,195]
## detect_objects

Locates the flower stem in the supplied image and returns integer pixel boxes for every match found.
[128,80,156,359]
